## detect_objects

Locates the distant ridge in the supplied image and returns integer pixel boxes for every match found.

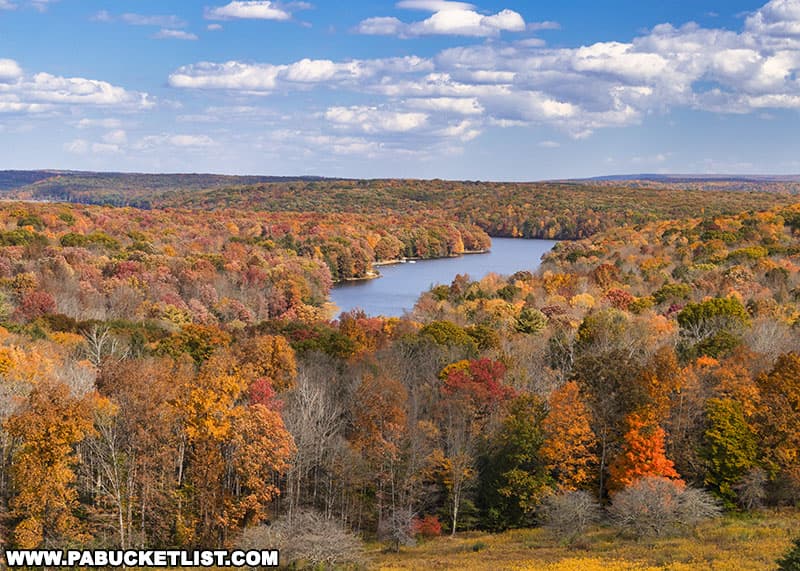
[579,173,800,183]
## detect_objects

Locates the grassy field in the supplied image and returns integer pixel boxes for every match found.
[369,510,800,571]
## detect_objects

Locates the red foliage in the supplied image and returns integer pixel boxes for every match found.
[248,377,282,411]
[441,358,515,412]
[412,514,442,538]
[605,288,634,310]
[15,290,56,321]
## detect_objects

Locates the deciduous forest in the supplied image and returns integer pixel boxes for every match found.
[0,172,799,568]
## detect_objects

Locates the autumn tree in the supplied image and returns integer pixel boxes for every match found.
[756,353,800,501]
[541,381,597,491]
[175,350,295,546]
[609,409,681,492]
[6,381,97,548]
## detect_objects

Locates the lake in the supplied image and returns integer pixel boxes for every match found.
[330,238,557,317]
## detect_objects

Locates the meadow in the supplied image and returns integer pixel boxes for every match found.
[371,510,800,571]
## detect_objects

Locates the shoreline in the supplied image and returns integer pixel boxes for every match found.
[337,248,492,284]
[373,248,490,267]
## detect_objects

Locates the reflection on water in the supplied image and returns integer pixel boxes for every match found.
[330,238,557,317]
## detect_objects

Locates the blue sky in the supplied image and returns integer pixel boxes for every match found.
[1,0,799,179]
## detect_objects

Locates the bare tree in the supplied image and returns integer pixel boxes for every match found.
[283,370,344,519]
[83,325,129,368]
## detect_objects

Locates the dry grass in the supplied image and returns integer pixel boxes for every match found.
[369,510,800,571]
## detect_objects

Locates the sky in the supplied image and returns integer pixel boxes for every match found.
[1,0,800,180]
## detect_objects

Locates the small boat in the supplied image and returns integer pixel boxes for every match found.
[408,260,416,264]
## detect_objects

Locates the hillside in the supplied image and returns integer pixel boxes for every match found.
[0,171,796,240]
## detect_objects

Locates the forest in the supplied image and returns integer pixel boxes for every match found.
[0,175,799,568]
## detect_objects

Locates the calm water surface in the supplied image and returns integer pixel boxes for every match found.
[330,238,557,317]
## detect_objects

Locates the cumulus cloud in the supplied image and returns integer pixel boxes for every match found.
[0,59,152,114]
[0,58,22,82]
[0,0,16,10]
[325,106,428,133]
[153,29,198,40]
[93,11,188,28]
[746,0,800,37]
[169,0,800,151]
[169,56,432,92]
[356,1,526,37]
[205,1,293,21]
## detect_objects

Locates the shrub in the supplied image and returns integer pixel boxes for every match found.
[237,510,364,570]
[411,514,442,539]
[608,477,721,538]
[539,490,601,539]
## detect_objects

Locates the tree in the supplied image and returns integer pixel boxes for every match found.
[608,409,681,492]
[175,350,295,546]
[677,297,750,359]
[237,334,297,392]
[479,394,550,530]
[755,353,800,500]
[701,398,758,508]
[6,381,97,548]
[541,381,597,491]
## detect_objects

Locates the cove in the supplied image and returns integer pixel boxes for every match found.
[330,237,558,317]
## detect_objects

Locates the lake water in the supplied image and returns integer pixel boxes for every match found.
[330,238,557,317]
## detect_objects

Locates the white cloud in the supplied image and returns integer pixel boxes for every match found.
[207,23,224,31]
[169,0,800,153]
[169,56,433,92]
[357,5,526,37]
[746,0,800,37]
[356,17,405,35]
[170,61,282,91]
[102,129,127,145]
[91,142,121,154]
[325,106,429,133]
[121,13,186,27]
[206,1,291,21]
[527,21,560,31]
[0,64,152,114]
[135,134,216,149]
[397,1,476,10]
[77,118,123,129]
[405,96,483,114]
[0,58,22,82]
[22,73,150,106]
[170,134,215,147]
[153,29,199,40]
[0,0,16,10]
[538,140,560,148]
[64,139,89,154]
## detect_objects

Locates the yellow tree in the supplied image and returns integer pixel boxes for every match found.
[176,350,295,546]
[541,381,598,491]
[6,380,97,548]
[756,353,800,492]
